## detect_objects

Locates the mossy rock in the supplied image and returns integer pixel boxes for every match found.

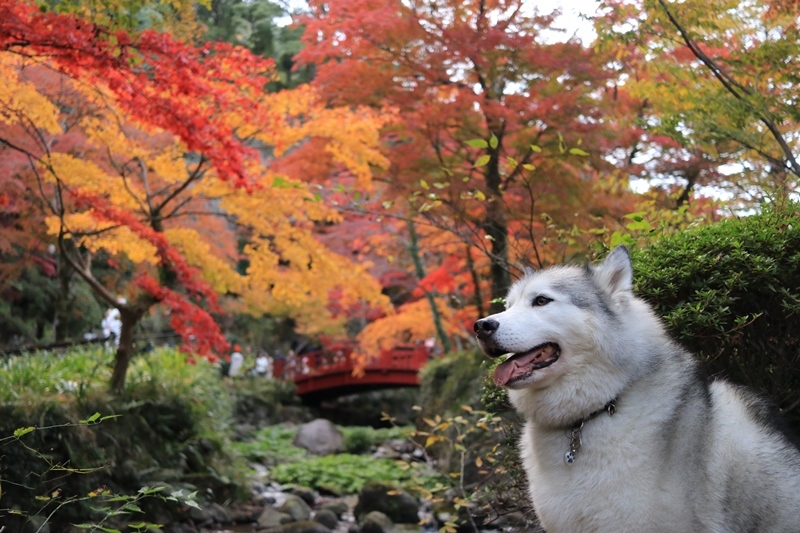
[313,508,339,529]
[360,511,394,533]
[279,494,313,522]
[320,500,349,518]
[258,507,294,529]
[354,482,419,524]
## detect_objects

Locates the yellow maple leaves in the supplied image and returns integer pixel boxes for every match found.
[0,56,61,134]
[165,228,245,294]
[46,213,158,265]
[246,86,395,189]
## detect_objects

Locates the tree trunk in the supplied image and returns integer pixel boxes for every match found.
[465,245,485,318]
[109,307,143,393]
[407,217,452,354]
[483,141,511,314]
[54,256,71,342]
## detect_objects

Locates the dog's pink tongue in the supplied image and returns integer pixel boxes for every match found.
[494,350,542,387]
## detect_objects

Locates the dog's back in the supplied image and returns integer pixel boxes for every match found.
[475,247,800,532]
[702,381,800,531]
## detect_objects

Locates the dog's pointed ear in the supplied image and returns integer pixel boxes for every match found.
[592,246,633,295]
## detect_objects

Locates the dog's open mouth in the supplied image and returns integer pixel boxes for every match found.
[493,343,560,387]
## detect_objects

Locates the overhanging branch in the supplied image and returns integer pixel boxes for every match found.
[657,0,800,178]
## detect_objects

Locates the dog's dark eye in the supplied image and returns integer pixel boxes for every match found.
[532,295,552,307]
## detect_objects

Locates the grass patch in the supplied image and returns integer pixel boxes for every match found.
[0,346,107,407]
[237,423,439,495]
[270,454,434,495]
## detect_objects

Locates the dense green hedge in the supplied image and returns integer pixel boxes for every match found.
[631,205,800,425]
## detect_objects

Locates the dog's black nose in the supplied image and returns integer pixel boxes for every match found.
[474,318,499,340]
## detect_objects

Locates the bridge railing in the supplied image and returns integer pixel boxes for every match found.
[272,342,432,381]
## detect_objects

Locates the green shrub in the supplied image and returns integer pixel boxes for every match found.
[415,350,537,530]
[343,426,375,454]
[372,425,414,441]
[125,348,235,442]
[0,346,108,407]
[631,205,800,425]
[229,377,302,430]
[338,426,413,454]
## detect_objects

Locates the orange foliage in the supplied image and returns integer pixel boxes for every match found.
[294,0,644,359]
[353,297,471,371]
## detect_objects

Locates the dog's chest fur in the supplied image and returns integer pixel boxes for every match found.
[520,401,699,532]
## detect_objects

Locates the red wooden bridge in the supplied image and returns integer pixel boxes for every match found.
[272,342,433,401]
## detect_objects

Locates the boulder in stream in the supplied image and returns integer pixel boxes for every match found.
[293,419,345,456]
[279,494,313,521]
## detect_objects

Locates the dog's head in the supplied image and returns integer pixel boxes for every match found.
[474,246,649,422]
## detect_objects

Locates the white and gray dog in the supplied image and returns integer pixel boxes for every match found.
[474,246,800,532]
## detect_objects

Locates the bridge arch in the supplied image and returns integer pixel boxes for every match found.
[273,342,433,402]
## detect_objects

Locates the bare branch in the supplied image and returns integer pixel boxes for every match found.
[57,226,121,309]
[153,157,208,213]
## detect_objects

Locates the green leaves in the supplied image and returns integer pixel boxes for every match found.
[465,138,488,148]
[610,231,636,248]
[271,176,303,189]
[80,412,121,425]
[271,452,434,495]
[623,212,654,232]
[468,134,499,167]
[466,134,498,150]
[631,205,800,423]
[14,426,35,438]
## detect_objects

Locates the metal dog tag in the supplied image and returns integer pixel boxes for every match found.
[564,431,582,466]
[564,449,577,466]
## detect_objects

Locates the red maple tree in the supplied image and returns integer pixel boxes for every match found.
[288,0,644,352]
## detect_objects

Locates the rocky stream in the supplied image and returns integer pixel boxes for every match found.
[175,418,442,533]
